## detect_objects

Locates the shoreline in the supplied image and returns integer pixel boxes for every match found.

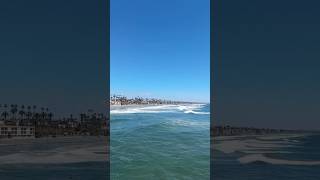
[110,103,209,114]
[213,132,312,141]
[0,135,108,141]
[110,102,207,107]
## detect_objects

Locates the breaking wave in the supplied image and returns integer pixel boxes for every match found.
[0,146,107,164]
[165,119,210,127]
[111,104,209,115]
[239,154,320,166]
[214,133,320,166]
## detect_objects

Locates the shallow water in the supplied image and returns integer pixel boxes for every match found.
[111,104,210,180]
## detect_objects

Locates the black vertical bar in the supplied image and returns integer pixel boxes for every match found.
[210,0,213,178]
[106,0,110,179]
[210,0,216,179]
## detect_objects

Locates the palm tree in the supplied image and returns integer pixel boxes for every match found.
[48,112,53,121]
[26,111,32,121]
[18,110,25,120]
[34,113,40,125]
[2,104,8,120]
[40,107,46,120]
[32,105,37,115]
[19,105,25,120]
[10,104,18,120]
[80,113,86,123]
[26,106,31,120]
[1,111,8,121]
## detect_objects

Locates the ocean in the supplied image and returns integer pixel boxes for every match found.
[213,133,320,180]
[110,104,210,180]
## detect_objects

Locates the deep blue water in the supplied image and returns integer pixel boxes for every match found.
[111,104,210,180]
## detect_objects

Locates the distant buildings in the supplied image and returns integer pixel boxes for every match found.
[0,104,108,138]
[0,121,34,138]
[110,94,191,105]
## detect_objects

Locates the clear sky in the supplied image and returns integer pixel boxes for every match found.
[214,0,320,130]
[110,0,210,103]
[0,0,107,117]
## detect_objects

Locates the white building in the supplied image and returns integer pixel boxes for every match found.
[0,121,35,138]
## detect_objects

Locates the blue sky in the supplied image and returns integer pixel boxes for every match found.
[110,0,210,102]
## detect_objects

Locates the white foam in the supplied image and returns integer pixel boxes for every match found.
[184,111,210,115]
[239,154,320,166]
[0,137,108,164]
[110,104,209,114]
[0,145,108,164]
[214,133,320,166]
[168,119,209,127]
[256,134,307,140]
[214,138,293,154]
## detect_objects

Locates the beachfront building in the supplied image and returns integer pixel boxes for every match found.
[0,104,108,138]
[110,95,123,105]
[0,121,35,138]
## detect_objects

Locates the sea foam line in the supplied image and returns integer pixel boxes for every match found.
[213,133,320,166]
[0,145,108,164]
[238,154,320,166]
[111,104,209,114]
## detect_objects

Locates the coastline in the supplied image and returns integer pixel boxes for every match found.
[213,133,311,141]
[0,135,108,142]
[110,103,209,114]
[110,102,207,107]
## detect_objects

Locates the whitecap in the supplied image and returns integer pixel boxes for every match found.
[110,104,209,114]
[238,154,320,166]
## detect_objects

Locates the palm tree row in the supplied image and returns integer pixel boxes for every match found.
[110,94,188,105]
[0,104,53,121]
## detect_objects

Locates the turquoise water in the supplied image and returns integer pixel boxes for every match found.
[213,134,320,180]
[111,104,210,179]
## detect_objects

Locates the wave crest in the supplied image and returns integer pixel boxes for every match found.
[111,104,209,114]
[239,154,320,166]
